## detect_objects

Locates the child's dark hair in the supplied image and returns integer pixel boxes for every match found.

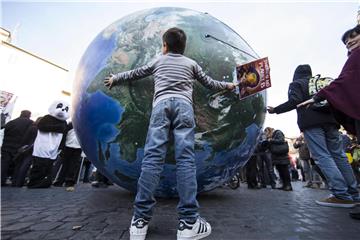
[162,27,187,54]
[341,25,360,44]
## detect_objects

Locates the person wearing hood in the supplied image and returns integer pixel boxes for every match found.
[266,129,292,191]
[267,64,359,208]
[298,25,360,219]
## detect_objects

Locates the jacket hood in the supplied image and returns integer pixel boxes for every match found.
[20,110,31,118]
[272,130,285,141]
[293,64,312,82]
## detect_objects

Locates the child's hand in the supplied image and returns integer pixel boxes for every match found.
[227,82,238,90]
[104,74,116,90]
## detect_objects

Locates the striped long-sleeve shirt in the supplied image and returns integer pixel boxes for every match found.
[113,53,229,106]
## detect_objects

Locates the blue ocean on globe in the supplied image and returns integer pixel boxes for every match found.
[72,7,266,197]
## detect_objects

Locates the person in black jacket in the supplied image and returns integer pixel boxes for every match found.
[12,117,42,187]
[266,129,292,191]
[268,64,358,208]
[1,110,33,186]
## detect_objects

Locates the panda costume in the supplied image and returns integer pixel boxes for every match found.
[53,121,82,188]
[27,100,69,188]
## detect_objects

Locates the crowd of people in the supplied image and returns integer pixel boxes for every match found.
[4,111,357,194]
[0,108,111,191]
[243,127,292,191]
[239,128,360,194]
[1,23,359,240]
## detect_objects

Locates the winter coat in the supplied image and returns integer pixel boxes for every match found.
[32,114,67,160]
[293,138,310,160]
[273,64,338,131]
[268,130,290,165]
[2,115,33,153]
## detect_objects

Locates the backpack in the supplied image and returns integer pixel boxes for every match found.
[308,74,334,111]
[270,142,289,155]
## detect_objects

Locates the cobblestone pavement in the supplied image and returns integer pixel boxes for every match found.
[1,181,359,240]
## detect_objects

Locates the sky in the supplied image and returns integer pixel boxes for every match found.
[1,0,359,137]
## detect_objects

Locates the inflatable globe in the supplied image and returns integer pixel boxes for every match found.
[72,7,266,197]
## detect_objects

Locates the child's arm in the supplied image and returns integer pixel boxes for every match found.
[104,62,155,90]
[193,64,236,91]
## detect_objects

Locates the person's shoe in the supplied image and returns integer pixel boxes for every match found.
[64,182,75,187]
[303,182,313,188]
[282,185,293,191]
[129,217,149,240]
[247,183,255,189]
[311,183,322,189]
[66,186,75,192]
[91,181,108,188]
[248,184,261,190]
[271,184,276,189]
[91,181,100,188]
[315,196,356,208]
[349,210,360,220]
[353,198,360,206]
[52,181,63,187]
[177,217,211,240]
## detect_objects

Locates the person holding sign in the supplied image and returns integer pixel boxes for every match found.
[104,27,236,240]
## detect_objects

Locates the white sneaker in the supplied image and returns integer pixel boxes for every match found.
[177,217,211,240]
[129,217,149,240]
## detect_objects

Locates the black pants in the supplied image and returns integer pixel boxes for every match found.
[275,164,291,187]
[54,147,82,187]
[95,171,110,184]
[290,166,299,180]
[351,162,360,184]
[28,157,54,188]
[246,155,258,187]
[257,152,276,186]
[13,152,33,187]
[1,150,16,185]
[82,158,92,183]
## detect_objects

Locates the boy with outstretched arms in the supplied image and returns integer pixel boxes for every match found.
[104,27,236,240]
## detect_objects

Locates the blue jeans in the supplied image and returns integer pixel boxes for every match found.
[304,125,359,201]
[134,97,199,222]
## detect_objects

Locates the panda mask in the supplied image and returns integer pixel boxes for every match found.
[48,100,70,121]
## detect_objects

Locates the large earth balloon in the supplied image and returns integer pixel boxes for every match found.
[72,7,266,197]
